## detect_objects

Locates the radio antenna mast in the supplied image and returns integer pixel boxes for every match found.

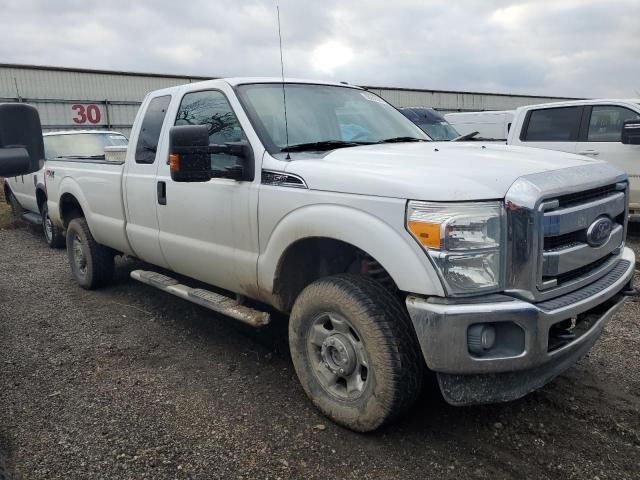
[277,5,291,159]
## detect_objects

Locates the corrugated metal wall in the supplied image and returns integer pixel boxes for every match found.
[0,64,580,137]
[0,64,211,137]
[367,87,580,113]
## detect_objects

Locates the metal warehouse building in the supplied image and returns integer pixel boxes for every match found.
[0,63,579,137]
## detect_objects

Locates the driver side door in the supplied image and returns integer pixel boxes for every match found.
[155,88,260,295]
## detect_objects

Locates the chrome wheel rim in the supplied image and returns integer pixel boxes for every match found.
[72,234,87,277]
[307,313,369,401]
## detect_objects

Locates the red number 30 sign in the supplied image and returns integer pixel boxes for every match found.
[71,104,102,124]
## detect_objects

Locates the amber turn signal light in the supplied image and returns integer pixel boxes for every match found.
[169,153,180,172]
[407,221,441,249]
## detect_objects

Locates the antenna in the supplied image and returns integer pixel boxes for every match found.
[276,5,291,159]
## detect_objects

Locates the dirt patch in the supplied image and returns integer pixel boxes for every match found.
[0,228,638,479]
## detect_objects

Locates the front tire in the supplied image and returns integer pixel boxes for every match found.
[42,203,65,249]
[289,274,424,432]
[66,218,114,289]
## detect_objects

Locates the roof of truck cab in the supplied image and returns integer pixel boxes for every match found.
[515,99,640,110]
[177,77,361,89]
[226,77,362,88]
[145,78,364,98]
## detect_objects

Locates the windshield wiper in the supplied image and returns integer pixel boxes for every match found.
[451,131,479,142]
[280,140,370,153]
[377,136,428,143]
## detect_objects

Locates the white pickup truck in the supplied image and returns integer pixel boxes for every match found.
[4,130,128,247]
[42,78,636,431]
[506,100,640,218]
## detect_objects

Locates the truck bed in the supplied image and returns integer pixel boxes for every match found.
[45,157,132,255]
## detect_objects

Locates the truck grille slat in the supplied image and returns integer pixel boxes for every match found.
[554,184,618,209]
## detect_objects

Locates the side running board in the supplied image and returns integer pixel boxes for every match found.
[130,270,270,327]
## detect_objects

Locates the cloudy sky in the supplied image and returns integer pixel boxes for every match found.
[1,0,638,97]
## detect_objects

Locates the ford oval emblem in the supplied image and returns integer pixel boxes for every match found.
[586,216,613,247]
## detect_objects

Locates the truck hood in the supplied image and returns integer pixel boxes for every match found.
[283,142,603,201]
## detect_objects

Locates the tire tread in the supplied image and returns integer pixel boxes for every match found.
[66,218,114,289]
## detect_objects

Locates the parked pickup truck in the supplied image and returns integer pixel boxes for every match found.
[43,78,636,431]
[4,130,128,247]
[506,100,640,218]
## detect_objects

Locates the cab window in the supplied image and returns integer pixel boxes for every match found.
[522,106,582,142]
[175,90,244,172]
[135,95,171,164]
[587,106,640,142]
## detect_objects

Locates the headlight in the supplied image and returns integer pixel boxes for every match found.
[407,201,505,295]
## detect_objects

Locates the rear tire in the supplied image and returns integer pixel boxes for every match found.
[289,274,424,432]
[66,218,114,289]
[42,203,65,249]
[6,190,22,218]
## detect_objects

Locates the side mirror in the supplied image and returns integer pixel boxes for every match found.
[168,125,254,183]
[0,103,44,177]
[621,120,640,145]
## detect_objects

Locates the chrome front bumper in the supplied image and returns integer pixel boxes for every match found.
[406,247,635,405]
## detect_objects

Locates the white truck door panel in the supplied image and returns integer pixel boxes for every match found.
[156,176,258,294]
[123,95,172,268]
[11,171,39,212]
[155,89,260,295]
[575,104,640,209]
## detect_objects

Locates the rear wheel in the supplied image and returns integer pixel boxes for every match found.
[289,274,424,432]
[6,190,22,218]
[41,203,65,248]
[66,218,114,289]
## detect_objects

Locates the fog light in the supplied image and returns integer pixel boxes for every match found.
[468,324,496,355]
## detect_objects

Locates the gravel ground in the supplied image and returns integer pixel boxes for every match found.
[0,222,639,480]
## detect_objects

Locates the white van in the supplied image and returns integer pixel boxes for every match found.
[507,100,640,218]
[445,110,515,141]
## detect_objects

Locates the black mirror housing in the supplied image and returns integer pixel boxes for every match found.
[168,125,254,183]
[622,120,640,145]
[0,103,44,177]
[169,125,211,182]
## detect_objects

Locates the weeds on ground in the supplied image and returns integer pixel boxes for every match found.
[0,181,21,230]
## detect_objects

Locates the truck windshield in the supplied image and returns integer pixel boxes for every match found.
[44,133,128,159]
[236,83,429,154]
[399,108,460,141]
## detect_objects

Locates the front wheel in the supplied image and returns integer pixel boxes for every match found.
[42,203,65,248]
[66,218,114,289]
[289,274,424,432]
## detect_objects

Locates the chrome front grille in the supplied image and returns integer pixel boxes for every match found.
[504,163,629,303]
[539,186,626,291]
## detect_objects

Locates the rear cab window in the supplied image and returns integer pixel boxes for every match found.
[521,106,583,142]
[135,95,172,164]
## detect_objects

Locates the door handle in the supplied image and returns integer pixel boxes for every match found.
[578,149,599,156]
[157,181,167,205]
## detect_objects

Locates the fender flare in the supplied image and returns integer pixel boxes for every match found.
[51,176,92,229]
[257,204,444,297]
[35,183,47,212]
